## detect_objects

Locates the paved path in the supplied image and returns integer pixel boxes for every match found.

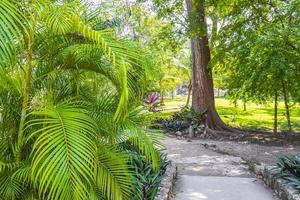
[163,137,279,200]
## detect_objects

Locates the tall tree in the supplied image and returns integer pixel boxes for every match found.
[185,0,228,130]
[213,0,300,132]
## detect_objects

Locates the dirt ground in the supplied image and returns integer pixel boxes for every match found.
[170,136,300,166]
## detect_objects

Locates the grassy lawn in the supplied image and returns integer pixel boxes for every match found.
[159,96,300,132]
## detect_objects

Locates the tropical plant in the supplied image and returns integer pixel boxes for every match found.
[129,149,170,200]
[276,155,300,192]
[144,92,160,112]
[0,1,161,199]
[158,107,205,133]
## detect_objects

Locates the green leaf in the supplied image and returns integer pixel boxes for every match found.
[27,100,97,200]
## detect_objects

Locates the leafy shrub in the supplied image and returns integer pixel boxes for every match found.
[130,150,170,200]
[276,155,300,191]
[156,107,206,132]
[144,92,160,112]
[0,0,160,198]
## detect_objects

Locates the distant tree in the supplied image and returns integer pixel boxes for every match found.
[116,1,191,103]
[213,0,300,132]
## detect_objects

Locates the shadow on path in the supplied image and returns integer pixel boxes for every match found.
[163,137,278,200]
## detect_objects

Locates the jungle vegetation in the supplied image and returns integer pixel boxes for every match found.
[0,0,162,199]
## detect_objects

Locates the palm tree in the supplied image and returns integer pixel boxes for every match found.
[0,1,160,199]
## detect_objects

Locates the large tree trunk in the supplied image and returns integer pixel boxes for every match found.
[282,81,292,132]
[186,0,228,130]
[243,100,247,111]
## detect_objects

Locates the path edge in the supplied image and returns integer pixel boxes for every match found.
[155,162,177,200]
[254,164,300,200]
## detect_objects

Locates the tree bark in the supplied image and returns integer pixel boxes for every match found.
[282,81,292,132]
[185,0,228,130]
[243,100,247,111]
[185,79,192,107]
[274,91,278,134]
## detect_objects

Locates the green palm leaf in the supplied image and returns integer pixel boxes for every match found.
[95,146,133,200]
[0,0,26,66]
[27,100,97,200]
[0,1,160,199]
[0,171,25,200]
[124,129,161,172]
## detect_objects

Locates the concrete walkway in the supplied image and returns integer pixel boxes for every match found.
[163,137,279,200]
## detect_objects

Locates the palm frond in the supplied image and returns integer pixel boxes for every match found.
[0,161,18,174]
[0,171,25,200]
[70,16,149,122]
[12,162,32,186]
[41,5,73,35]
[0,0,26,66]
[95,146,133,200]
[86,93,118,140]
[123,129,162,172]
[0,1,161,199]
[27,100,97,200]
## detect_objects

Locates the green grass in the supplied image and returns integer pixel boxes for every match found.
[158,96,300,132]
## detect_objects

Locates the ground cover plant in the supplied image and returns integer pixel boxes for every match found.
[276,155,300,192]
[130,150,169,200]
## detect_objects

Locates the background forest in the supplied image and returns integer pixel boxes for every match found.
[100,0,300,132]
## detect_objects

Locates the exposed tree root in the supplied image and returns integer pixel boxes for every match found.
[204,126,300,146]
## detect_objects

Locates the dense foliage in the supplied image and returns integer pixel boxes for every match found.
[213,0,300,131]
[156,107,205,133]
[154,0,300,132]
[130,150,169,200]
[0,0,163,199]
[96,0,191,102]
[276,155,300,192]
[0,0,299,198]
